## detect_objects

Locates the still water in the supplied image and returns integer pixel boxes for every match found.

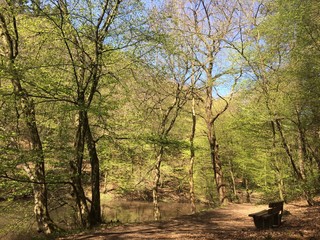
[102,201,210,223]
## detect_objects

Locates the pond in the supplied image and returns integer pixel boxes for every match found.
[101,201,211,223]
[0,200,211,239]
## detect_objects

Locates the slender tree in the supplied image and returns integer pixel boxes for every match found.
[29,0,127,226]
[187,0,240,204]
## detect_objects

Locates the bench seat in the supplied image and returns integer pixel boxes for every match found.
[249,209,269,218]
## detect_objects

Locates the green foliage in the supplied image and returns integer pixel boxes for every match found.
[0,179,32,200]
[1,0,320,236]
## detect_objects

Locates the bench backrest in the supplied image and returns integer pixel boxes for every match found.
[269,201,284,209]
[268,201,284,214]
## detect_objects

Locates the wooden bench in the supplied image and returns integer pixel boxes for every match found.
[249,201,284,229]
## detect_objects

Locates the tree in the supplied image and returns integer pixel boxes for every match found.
[260,0,320,204]
[227,0,320,204]
[136,45,191,220]
[0,1,55,234]
[185,0,241,204]
[32,0,136,226]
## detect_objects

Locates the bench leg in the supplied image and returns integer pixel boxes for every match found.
[253,217,264,229]
[272,213,282,227]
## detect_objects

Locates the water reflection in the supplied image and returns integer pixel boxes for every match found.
[102,201,210,223]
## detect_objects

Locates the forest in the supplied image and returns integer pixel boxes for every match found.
[0,0,319,238]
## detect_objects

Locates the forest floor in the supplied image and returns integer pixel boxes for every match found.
[58,198,320,240]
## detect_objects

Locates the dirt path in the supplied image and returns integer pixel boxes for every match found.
[59,202,320,240]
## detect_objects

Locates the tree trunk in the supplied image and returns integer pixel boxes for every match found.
[207,124,227,205]
[153,147,164,220]
[276,119,314,205]
[12,80,55,233]
[298,137,306,179]
[84,113,102,226]
[70,109,90,227]
[32,171,54,234]
[296,110,307,180]
[278,178,285,201]
[245,178,251,203]
[229,159,237,201]
[271,120,285,201]
[275,119,303,179]
[214,143,227,205]
[189,97,196,214]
